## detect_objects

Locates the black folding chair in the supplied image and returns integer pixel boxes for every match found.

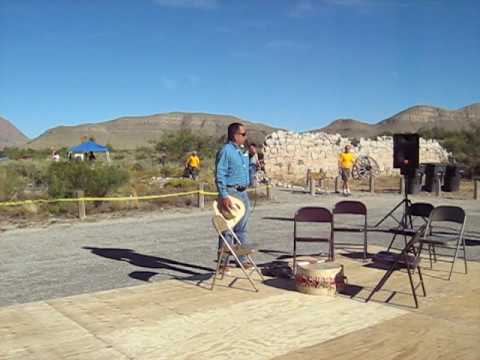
[366,225,427,308]
[422,206,467,280]
[387,202,433,251]
[333,200,368,260]
[293,207,334,274]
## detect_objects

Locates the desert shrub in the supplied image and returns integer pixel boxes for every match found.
[163,178,196,189]
[0,161,49,201]
[419,126,480,176]
[155,129,220,161]
[131,162,145,172]
[159,163,182,177]
[0,167,27,201]
[46,162,129,198]
[4,161,47,187]
[134,146,153,161]
[2,147,51,161]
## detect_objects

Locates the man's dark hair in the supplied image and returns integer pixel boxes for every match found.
[227,122,244,142]
[249,143,256,147]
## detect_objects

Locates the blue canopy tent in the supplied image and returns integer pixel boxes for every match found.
[69,140,111,161]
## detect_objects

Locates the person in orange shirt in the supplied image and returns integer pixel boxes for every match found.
[338,144,356,196]
[185,151,200,180]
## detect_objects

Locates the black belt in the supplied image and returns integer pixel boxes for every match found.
[227,185,247,192]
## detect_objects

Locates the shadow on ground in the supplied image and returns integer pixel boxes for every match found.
[83,246,214,281]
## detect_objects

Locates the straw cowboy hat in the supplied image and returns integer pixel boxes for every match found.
[213,196,246,228]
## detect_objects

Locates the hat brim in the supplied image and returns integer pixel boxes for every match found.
[213,196,246,227]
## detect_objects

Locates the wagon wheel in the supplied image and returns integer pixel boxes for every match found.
[352,156,380,180]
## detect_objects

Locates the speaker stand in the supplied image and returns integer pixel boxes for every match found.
[374,175,412,229]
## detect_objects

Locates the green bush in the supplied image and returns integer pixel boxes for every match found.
[0,166,27,201]
[5,161,47,187]
[419,126,480,176]
[155,129,220,161]
[159,163,182,178]
[46,162,129,198]
[2,147,51,161]
[164,178,196,189]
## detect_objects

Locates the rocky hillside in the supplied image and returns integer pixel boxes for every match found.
[0,116,29,149]
[318,103,480,138]
[26,112,279,150]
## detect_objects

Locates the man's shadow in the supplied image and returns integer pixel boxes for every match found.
[83,247,214,282]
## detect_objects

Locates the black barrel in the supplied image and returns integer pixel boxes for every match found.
[423,163,446,192]
[442,165,464,192]
[405,165,424,194]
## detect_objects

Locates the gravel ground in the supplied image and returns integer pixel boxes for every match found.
[0,188,479,307]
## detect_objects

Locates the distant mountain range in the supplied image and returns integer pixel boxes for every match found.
[1,103,479,150]
[24,113,279,150]
[0,116,29,149]
[317,103,480,139]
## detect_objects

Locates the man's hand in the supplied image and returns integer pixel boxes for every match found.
[220,196,233,211]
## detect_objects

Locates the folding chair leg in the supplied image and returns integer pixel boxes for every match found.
[246,254,265,281]
[230,251,258,292]
[428,244,433,269]
[387,234,398,251]
[363,229,367,261]
[219,255,230,280]
[448,238,462,281]
[417,266,426,297]
[212,248,226,290]
[365,267,395,303]
[293,249,297,276]
[406,265,419,308]
[462,236,468,275]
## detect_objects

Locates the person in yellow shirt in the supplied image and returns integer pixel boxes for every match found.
[338,145,356,196]
[185,151,200,180]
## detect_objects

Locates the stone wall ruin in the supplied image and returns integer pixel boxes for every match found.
[263,131,449,183]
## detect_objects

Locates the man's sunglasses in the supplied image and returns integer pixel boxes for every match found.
[237,132,247,137]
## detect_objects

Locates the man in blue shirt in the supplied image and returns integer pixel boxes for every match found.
[215,122,252,269]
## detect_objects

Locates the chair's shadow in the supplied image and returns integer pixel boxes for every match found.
[83,246,214,282]
[262,216,294,222]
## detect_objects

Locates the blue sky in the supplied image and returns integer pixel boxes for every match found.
[1,0,479,138]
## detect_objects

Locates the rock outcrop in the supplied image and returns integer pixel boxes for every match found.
[263,131,449,183]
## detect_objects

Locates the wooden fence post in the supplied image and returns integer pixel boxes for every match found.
[197,183,205,209]
[399,176,405,195]
[309,174,316,196]
[474,178,479,200]
[369,175,375,193]
[266,180,272,200]
[306,169,311,188]
[75,190,86,220]
[130,190,139,209]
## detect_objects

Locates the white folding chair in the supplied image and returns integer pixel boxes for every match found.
[211,202,264,291]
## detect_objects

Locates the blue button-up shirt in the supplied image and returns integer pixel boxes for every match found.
[215,142,250,198]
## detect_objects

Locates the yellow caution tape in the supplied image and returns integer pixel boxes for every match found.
[0,185,271,207]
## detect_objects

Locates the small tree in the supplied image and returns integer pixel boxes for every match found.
[155,129,220,161]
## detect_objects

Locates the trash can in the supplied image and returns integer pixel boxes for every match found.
[423,163,446,192]
[442,165,464,192]
[405,165,424,195]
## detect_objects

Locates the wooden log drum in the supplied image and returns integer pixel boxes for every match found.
[295,262,346,296]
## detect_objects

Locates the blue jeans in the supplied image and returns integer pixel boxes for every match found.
[218,189,251,263]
